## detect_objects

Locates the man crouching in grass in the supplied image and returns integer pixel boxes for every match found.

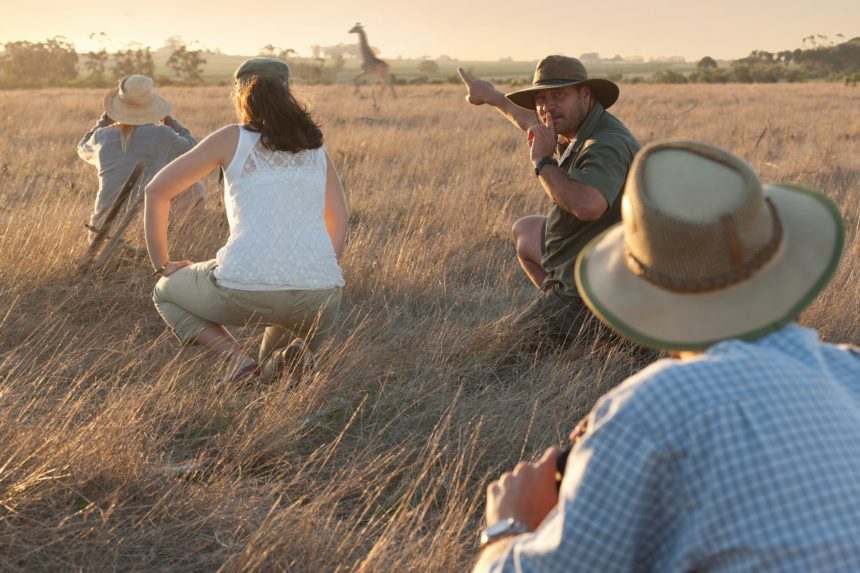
[459,56,639,351]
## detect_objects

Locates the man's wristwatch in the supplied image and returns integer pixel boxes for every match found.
[534,156,559,177]
[479,518,531,547]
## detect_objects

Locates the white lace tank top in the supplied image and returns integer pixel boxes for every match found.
[213,126,344,291]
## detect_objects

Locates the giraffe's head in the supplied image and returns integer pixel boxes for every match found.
[348,23,363,34]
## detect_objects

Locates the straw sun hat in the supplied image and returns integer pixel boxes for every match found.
[575,140,844,351]
[506,55,620,110]
[103,75,171,125]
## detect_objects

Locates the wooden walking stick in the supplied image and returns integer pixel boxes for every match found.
[79,162,144,273]
[90,188,146,271]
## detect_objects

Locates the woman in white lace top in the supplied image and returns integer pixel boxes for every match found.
[144,58,348,387]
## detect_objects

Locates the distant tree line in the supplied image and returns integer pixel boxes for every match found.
[2,34,858,88]
[1,38,79,87]
[0,36,208,88]
[643,36,860,84]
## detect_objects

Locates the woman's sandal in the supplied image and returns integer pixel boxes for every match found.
[221,362,260,390]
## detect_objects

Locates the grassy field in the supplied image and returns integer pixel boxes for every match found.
[0,83,857,571]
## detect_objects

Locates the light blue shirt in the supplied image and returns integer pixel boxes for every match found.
[77,115,198,230]
[486,324,860,572]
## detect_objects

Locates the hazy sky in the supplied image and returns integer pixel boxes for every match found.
[4,0,858,61]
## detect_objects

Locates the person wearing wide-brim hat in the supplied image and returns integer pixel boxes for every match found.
[473,141,860,573]
[457,56,641,351]
[78,75,204,243]
[575,139,846,351]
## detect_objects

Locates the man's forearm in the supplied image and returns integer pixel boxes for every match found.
[472,537,516,573]
[536,164,608,221]
[491,97,539,132]
[458,67,537,131]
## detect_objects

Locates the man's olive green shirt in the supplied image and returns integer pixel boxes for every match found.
[542,102,640,298]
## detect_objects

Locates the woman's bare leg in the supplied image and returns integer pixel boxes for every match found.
[194,325,256,382]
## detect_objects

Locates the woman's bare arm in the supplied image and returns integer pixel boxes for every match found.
[144,125,238,273]
[323,150,349,261]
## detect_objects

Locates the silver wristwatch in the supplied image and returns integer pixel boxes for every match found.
[479,518,531,547]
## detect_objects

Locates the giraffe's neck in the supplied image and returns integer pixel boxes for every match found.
[356,29,377,63]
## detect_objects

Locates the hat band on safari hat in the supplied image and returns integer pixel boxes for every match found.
[574,140,844,352]
[624,198,784,294]
[534,78,583,86]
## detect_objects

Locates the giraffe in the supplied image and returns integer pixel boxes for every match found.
[348,23,397,100]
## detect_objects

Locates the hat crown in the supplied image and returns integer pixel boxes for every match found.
[103,74,169,125]
[118,75,155,106]
[234,58,291,82]
[623,141,782,292]
[533,55,588,85]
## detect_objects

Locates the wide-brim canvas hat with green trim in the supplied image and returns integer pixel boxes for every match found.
[506,55,620,110]
[103,75,171,125]
[574,140,844,352]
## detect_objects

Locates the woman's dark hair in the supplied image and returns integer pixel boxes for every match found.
[235,75,323,152]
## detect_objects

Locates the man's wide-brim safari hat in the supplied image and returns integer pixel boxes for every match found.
[103,75,171,125]
[574,140,844,351]
[506,55,620,110]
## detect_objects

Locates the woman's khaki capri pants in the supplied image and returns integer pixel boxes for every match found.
[153,260,341,362]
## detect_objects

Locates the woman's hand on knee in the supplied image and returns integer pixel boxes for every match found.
[164,260,194,277]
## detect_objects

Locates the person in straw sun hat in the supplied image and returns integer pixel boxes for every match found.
[78,75,204,243]
[458,55,642,353]
[472,140,860,572]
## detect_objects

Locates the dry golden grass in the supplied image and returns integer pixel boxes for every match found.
[0,83,857,571]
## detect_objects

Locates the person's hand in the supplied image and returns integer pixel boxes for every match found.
[568,416,589,443]
[161,115,180,130]
[485,447,561,531]
[162,260,193,277]
[527,112,557,162]
[457,67,505,106]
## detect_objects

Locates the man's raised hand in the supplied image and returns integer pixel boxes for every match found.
[457,67,504,106]
[528,111,557,162]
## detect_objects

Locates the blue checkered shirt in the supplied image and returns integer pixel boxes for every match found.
[484,325,860,572]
